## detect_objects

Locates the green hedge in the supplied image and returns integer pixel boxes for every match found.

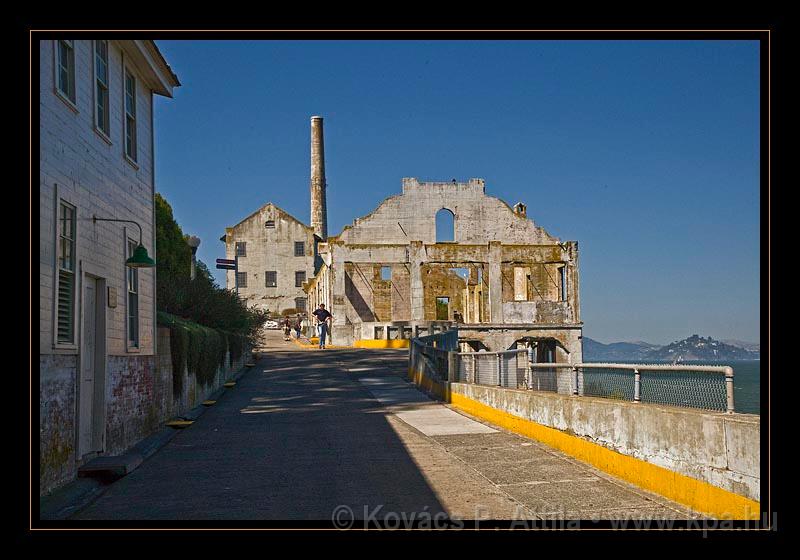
[158,311,246,394]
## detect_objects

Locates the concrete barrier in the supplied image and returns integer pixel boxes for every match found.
[407,350,760,519]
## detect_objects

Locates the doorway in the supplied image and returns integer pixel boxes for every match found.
[78,274,106,459]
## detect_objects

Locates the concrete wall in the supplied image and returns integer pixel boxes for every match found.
[223,203,317,315]
[453,383,760,501]
[337,178,558,246]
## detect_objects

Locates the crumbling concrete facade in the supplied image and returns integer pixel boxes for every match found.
[305,178,582,359]
[221,204,318,316]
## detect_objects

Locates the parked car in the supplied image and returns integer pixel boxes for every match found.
[265,320,279,329]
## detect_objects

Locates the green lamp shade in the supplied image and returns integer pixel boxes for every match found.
[126,244,156,268]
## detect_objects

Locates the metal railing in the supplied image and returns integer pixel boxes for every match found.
[527,362,735,413]
[411,332,735,413]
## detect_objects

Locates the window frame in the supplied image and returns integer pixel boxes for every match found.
[93,39,111,141]
[123,66,138,164]
[265,220,275,229]
[236,271,248,288]
[125,235,140,351]
[55,199,78,347]
[294,241,305,257]
[235,241,247,257]
[54,39,77,110]
[265,271,277,288]
[294,297,307,312]
[295,270,306,288]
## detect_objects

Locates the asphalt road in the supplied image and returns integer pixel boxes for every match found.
[73,334,696,523]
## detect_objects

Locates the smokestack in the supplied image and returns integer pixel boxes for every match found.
[310,116,328,240]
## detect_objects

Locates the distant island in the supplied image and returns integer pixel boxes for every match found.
[583,334,760,362]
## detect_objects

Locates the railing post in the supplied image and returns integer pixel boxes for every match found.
[725,367,735,413]
[572,366,579,396]
[633,369,641,403]
[527,346,534,390]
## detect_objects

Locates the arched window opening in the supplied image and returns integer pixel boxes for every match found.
[435,208,455,242]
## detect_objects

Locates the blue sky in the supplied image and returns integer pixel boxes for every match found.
[153,40,760,345]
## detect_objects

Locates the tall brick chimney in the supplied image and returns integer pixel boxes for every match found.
[310,116,328,240]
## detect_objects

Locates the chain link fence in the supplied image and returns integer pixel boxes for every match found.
[412,332,735,413]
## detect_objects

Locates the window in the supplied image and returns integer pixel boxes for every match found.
[56,202,76,343]
[295,298,307,312]
[295,270,306,287]
[94,40,110,136]
[560,266,567,302]
[56,40,76,104]
[435,208,455,242]
[265,271,277,287]
[265,220,275,228]
[294,241,305,257]
[380,266,392,281]
[435,296,450,320]
[235,242,247,257]
[127,239,139,348]
[124,70,137,161]
[236,272,247,288]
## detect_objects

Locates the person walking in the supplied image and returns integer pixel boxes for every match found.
[312,303,333,349]
[293,315,302,339]
[283,317,292,341]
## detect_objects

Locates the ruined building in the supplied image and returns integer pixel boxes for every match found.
[305,177,583,360]
[223,115,583,360]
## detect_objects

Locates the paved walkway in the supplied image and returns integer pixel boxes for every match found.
[73,331,697,522]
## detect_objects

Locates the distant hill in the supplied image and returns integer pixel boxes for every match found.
[648,335,759,362]
[721,339,760,353]
[582,338,661,361]
[583,335,759,362]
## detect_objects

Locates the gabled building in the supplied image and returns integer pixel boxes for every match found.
[39,40,179,495]
[220,203,318,315]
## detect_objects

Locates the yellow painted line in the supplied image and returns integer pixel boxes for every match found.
[407,367,760,520]
[354,339,410,349]
[166,420,194,429]
[202,400,216,406]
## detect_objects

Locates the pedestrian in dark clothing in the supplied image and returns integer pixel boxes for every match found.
[312,303,333,349]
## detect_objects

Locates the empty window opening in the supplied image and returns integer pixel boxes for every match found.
[435,208,455,242]
[435,296,450,320]
[560,266,567,302]
[514,267,528,301]
[380,266,392,281]
[265,220,275,228]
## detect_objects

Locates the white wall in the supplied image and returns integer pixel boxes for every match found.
[40,39,156,357]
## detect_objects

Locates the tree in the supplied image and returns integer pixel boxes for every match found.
[155,193,266,344]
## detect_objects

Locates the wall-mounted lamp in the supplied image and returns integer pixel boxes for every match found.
[92,215,155,268]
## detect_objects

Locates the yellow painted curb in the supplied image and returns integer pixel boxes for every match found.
[202,400,216,406]
[166,420,194,429]
[407,367,761,520]
[354,339,410,349]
